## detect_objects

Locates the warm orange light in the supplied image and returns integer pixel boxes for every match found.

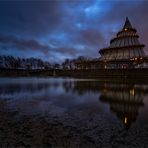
[125,28,127,31]
[124,117,127,124]
[140,57,143,60]
[103,89,107,93]
[135,57,137,60]
[130,89,135,96]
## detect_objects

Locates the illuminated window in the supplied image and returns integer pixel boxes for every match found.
[130,89,135,96]
[124,117,127,124]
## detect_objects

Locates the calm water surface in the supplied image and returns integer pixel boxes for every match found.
[0,77,148,147]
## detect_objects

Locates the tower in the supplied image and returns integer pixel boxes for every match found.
[99,17,146,69]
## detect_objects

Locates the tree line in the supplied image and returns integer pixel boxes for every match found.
[0,55,91,70]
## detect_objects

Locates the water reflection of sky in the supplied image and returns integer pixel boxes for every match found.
[0,78,103,113]
[0,77,148,128]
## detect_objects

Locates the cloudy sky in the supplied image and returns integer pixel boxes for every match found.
[0,0,148,63]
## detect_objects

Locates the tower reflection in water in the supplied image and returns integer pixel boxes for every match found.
[99,83,147,128]
[71,80,148,128]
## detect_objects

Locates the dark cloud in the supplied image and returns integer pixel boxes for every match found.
[0,34,49,54]
[0,1,62,37]
[0,34,82,62]
[78,29,104,47]
[0,0,148,62]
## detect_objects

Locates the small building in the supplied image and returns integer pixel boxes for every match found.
[74,58,103,70]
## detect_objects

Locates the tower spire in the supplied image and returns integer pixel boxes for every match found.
[123,17,132,30]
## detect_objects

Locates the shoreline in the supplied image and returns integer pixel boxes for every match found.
[0,100,148,148]
[1,68,148,82]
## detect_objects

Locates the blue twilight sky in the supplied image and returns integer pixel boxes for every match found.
[0,0,148,63]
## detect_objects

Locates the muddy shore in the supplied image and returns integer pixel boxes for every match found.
[0,100,148,148]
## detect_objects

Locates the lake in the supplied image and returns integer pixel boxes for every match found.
[0,77,148,147]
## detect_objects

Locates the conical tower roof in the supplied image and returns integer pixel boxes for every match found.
[123,17,133,30]
[99,17,145,61]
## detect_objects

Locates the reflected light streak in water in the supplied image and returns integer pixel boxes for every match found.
[130,88,135,96]
[124,117,127,124]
